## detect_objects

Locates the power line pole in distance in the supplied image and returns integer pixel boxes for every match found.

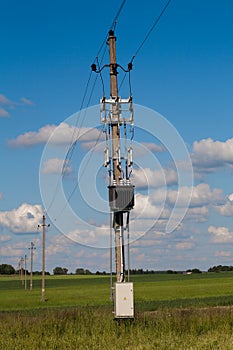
[24,254,27,290]
[38,215,50,302]
[28,242,36,290]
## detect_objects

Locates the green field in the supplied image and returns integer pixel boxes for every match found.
[1,273,233,349]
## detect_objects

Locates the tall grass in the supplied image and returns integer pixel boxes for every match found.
[1,307,233,349]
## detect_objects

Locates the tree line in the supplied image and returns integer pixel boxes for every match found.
[1,264,233,275]
[208,265,233,273]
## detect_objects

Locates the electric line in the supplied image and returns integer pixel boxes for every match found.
[130,0,172,63]
[57,0,127,211]
[55,126,104,218]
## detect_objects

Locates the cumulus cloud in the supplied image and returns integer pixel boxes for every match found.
[208,225,233,243]
[66,225,109,245]
[185,206,209,222]
[46,240,70,256]
[192,138,233,172]
[166,183,223,208]
[0,203,44,233]
[215,193,233,217]
[42,158,72,174]
[133,193,170,220]
[136,183,223,224]
[8,122,101,147]
[133,167,177,189]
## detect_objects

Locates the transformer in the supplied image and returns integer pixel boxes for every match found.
[108,184,134,212]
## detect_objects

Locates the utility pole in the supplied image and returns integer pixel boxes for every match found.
[28,242,36,290]
[24,254,27,290]
[108,30,123,283]
[20,257,24,286]
[92,29,134,317]
[38,215,50,302]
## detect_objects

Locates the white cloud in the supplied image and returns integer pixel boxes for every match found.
[42,158,72,174]
[215,193,233,217]
[0,235,11,242]
[167,183,223,208]
[0,93,12,105]
[214,251,231,258]
[133,167,177,189]
[8,122,101,147]
[215,201,233,217]
[0,107,9,117]
[141,142,165,153]
[66,224,109,245]
[185,206,209,222]
[20,97,34,106]
[133,193,170,219]
[0,245,23,258]
[0,203,44,233]
[192,138,233,171]
[175,241,195,250]
[208,225,233,243]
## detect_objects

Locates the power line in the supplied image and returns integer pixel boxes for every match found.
[51,1,127,213]
[55,126,104,218]
[130,0,172,63]
[54,0,126,178]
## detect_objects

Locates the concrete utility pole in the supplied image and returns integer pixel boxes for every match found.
[24,254,27,290]
[93,29,135,317]
[108,30,124,283]
[28,242,36,290]
[21,257,24,286]
[38,215,50,302]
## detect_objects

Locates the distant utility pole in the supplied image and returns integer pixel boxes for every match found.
[28,242,36,290]
[38,214,50,302]
[24,254,27,290]
[20,257,24,286]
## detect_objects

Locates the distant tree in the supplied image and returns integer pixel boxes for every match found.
[208,265,233,273]
[76,268,85,275]
[186,268,202,274]
[53,267,68,275]
[0,264,15,275]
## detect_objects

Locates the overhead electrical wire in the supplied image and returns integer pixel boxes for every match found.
[46,0,127,216]
[62,0,127,170]
[47,0,172,216]
[130,0,172,63]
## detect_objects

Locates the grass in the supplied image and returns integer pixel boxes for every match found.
[1,306,233,349]
[1,273,233,349]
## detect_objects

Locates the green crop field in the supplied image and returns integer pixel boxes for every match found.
[1,273,233,349]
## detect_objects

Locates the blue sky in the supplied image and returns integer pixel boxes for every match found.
[1,0,233,273]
